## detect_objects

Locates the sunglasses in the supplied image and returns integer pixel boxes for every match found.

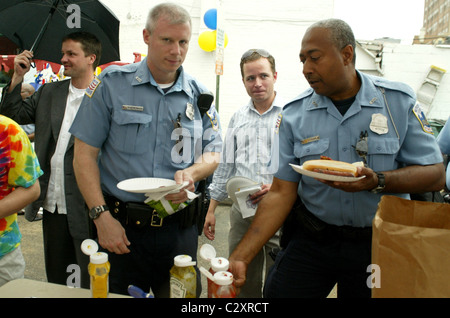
[241,49,271,60]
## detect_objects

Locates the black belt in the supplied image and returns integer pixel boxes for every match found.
[295,203,372,241]
[104,194,194,230]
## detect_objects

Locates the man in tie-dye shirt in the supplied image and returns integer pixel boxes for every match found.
[0,115,42,286]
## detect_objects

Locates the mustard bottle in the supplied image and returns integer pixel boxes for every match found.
[81,239,110,298]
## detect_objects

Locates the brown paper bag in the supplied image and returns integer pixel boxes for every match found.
[371,195,450,298]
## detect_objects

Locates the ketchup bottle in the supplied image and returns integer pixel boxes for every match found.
[199,244,232,298]
[212,271,236,298]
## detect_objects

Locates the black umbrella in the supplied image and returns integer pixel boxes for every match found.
[0,0,120,65]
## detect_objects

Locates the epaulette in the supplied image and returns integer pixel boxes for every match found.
[284,87,314,109]
[370,76,416,99]
[98,63,138,79]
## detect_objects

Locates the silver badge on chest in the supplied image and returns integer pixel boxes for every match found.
[370,113,389,135]
[186,103,195,120]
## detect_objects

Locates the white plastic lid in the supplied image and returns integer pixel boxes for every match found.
[199,244,216,261]
[174,255,196,267]
[81,239,98,256]
[211,257,229,272]
[90,252,108,264]
[213,271,233,286]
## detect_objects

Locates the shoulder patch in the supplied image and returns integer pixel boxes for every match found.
[413,102,433,134]
[85,77,101,98]
[206,107,219,131]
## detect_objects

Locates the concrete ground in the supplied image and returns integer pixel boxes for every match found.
[16,202,336,298]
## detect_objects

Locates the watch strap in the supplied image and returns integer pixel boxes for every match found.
[371,172,385,193]
[89,205,109,219]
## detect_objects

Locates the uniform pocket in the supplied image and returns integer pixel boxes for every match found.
[294,138,330,164]
[111,111,153,154]
[367,137,400,171]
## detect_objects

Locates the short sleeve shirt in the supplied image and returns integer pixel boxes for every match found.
[275,71,443,227]
[0,115,43,258]
[70,59,223,202]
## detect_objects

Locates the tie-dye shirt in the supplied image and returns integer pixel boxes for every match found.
[0,115,43,259]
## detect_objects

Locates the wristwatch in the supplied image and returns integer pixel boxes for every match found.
[370,172,385,193]
[89,205,109,220]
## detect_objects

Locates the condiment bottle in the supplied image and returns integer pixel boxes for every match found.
[199,244,231,298]
[212,271,236,298]
[170,255,197,298]
[81,239,110,298]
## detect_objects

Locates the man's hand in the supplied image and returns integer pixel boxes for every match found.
[249,183,271,205]
[317,166,377,192]
[8,50,33,93]
[164,169,195,204]
[94,211,131,254]
[14,51,32,75]
[229,259,248,290]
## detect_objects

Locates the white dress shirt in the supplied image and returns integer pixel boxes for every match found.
[209,93,285,202]
[43,82,85,214]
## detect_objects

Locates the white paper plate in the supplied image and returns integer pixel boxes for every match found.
[226,176,259,204]
[290,164,365,182]
[117,177,187,193]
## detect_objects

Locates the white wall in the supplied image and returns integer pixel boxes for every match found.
[100,0,450,127]
[100,0,334,129]
[380,43,450,121]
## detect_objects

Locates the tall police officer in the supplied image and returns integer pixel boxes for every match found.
[70,3,222,297]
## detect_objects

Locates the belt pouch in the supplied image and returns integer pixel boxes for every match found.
[126,203,153,229]
[179,201,197,229]
[295,206,331,241]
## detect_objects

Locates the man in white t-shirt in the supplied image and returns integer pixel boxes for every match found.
[0,32,102,289]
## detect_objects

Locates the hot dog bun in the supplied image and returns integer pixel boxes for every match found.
[303,159,362,177]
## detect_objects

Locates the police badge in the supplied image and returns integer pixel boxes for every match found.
[186,103,195,120]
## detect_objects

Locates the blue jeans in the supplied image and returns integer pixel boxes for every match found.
[263,230,372,298]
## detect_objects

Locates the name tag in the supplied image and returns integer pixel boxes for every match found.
[122,105,144,112]
[301,135,320,144]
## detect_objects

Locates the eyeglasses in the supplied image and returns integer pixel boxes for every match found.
[241,49,271,61]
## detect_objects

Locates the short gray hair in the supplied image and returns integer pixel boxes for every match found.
[307,19,356,64]
[145,3,192,33]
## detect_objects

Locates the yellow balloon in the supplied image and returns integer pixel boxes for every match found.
[198,30,229,52]
[198,31,216,52]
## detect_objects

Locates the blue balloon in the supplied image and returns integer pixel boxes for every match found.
[204,8,217,30]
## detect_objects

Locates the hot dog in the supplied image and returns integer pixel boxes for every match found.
[303,159,363,177]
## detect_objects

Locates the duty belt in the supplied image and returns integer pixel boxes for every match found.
[104,194,187,229]
[295,204,372,241]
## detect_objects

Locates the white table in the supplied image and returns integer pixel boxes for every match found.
[0,278,130,298]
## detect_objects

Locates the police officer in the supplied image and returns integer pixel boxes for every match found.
[70,3,222,297]
[228,19,444,298]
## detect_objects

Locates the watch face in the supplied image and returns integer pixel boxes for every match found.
[89,205,108,219]
[89,209,98,219]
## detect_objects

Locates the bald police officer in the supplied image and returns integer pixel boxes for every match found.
[228,19,444,298]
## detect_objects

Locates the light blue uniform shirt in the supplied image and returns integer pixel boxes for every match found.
[275,70,442,227]
[436,117,450,188]
[209,94,285,202]
[70,59,223,202]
